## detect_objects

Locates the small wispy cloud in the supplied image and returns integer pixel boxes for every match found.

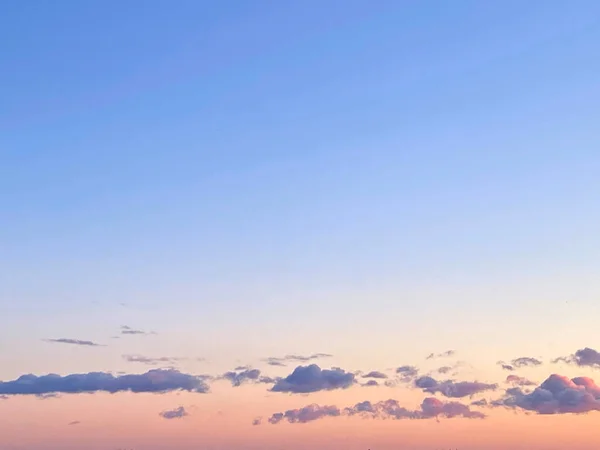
[362,371,388,379]
[510,357,542,368]
[395,365,419,382]
[252,417,262,426]
[415,376,497,398]
[497,361,515,371]
[505,375,536,387]
[43,338,102,347]
[68,421,81,426]
[426,350,455,360]
[159,406,189,420]
[123,354,187,367]
[263,353,333,367]
[120,325,155,336]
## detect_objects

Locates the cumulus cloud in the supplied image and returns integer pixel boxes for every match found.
[492,374,600,414]
[471,398,488,407]
[511,357,542,368]
[263,353,332,367]
[44,338,102,347]
[271,364,355,394]
[415,376,497,398]
[426,350,455,360]
[396,365,419,382]
[554,348,600,369]
[265,397,484,425]
[221,368,276,387]
[362,380,379,387]
[0,369,209,396]
[159,406,188,420]
[362,371,388,379]
[506,375,536,387]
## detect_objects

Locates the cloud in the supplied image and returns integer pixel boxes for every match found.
[426,350,455,360]
[396,365,419,382]
[68,421,81,426]
[415,376,497,398]
[511,357,542,368]
[506,375,536,387]
[554,348,600,369]
[471,398,488,407]
[263,353,332,367]
[362,371,388,379]
[265,397,484,425]
[159,406,189,420]
[252,417,262,426]
[221,368,276,387]
[497,361,515,371]
[123,354,185,366]
[120,325,155,336]
[362,380,379,387]
[492,374,600,414]
[44,338,102,347]
[436,366,453,375]
[268,404,342,424]
[0,369,209,396]
[271,364,355,394]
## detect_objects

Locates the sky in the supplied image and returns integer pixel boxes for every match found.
[1,1,600,449]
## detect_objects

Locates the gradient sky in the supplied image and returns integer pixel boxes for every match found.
[2,1,600,449]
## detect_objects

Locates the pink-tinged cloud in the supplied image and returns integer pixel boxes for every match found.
[270,364,355,393]
[493,374,600,414]
[415,376,497,398]
[554,347,600,369]
[265,397,484,425]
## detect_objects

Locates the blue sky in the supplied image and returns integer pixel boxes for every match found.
[1,4,600,447]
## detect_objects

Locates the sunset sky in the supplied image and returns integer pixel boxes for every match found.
[2,1,600,449]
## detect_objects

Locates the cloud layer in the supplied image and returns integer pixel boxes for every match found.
[265,397,484,424]
[0,369,209,396]
[271,365,355,393]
